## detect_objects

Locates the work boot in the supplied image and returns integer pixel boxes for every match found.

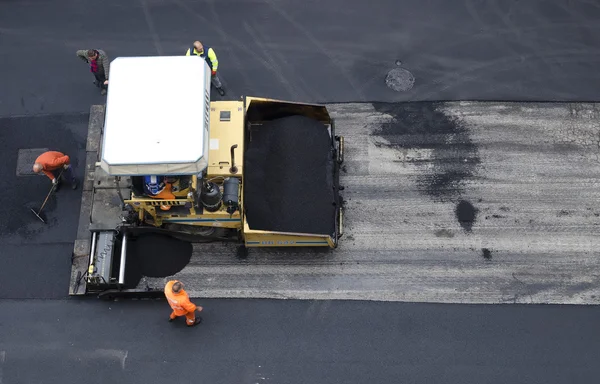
[217,87,225,96]
[189,317,203,327]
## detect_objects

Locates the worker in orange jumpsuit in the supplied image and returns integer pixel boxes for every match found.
[144,175,176,211]
[164,280,203,327]
[32,150,78,190]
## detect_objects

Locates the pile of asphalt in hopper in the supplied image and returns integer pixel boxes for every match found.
[244,115,336,235]
[122,234,192,288]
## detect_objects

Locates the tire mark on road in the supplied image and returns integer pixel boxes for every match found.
[488,0,564,84]
[415,49,600,100]
[205,0,252,91]
[358,66,397,94]
[242,22,302,99]
[262,0,367,102]
[140,0,163,55]
[256,25,327,101]
[171,0,278,92]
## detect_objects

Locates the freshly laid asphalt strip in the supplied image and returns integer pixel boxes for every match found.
[123,234,192,289]
[1,299,600,384]
[244,115,336,235]
[0,113,86,299]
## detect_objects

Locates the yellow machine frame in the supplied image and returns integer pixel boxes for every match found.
[124,100,245,230]
[123,97,342,248]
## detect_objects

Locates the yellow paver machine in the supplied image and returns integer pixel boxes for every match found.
[70,56,344,296]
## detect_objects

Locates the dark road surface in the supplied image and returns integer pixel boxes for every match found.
[2,0,600,117]
[1,299,599,383]
[1,0,600,382]
[0,113,87,299]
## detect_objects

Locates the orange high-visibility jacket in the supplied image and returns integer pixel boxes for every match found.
[164,280,197,316]
[35,151,70,180]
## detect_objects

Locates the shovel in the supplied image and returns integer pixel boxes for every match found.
[30,169,65,224]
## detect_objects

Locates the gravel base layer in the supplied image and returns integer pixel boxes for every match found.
[244,115,336,235]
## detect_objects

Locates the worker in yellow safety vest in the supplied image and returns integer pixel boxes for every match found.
[186,41,226,96]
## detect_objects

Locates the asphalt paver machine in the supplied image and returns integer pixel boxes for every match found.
[70,56,344,296]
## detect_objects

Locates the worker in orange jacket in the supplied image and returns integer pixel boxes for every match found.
[32,150,78,190]
[164,280,203,327]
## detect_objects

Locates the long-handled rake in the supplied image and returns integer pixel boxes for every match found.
[30,169,64,224]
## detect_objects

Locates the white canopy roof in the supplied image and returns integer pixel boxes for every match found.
[100,56,211,176]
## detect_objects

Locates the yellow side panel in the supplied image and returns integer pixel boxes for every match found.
[242,222,335,248]
[208,101,245,178]
[162,210,242,229]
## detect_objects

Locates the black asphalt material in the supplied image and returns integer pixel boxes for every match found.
[129,234,192,278]
[0,113,86,299]
[15,148,49,176]
[121,234,193,289]
[245,115,336,235]
[482,248,492,260]
[372,102,481,201]
[1,299,600,383]
[0,244,73,299]
[456,200,478,232]
[2,0,600,118]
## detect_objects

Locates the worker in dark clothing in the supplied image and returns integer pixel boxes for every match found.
[33,150,78,191]
[77,49,110,95]
[164,280,203,327]
[185,41,226,96]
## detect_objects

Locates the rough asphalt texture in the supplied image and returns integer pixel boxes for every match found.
[2,0,600,381]
[147,102,600,304]
[1,299,600,383]
[245,115,336,234]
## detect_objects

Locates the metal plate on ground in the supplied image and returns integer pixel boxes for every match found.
[385,68,415,92]
[89,188,129,231]
[16,148,49,176]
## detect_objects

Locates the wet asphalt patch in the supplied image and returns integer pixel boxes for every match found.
[371,103,480,202]
[455,200,478,232]
[482,248,492,260]
[371,103,481,232]
[124,234,193,289]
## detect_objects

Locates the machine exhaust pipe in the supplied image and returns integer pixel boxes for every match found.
[229,144,238,174]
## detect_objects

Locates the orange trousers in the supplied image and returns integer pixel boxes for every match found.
[150,184,176,211]
[170,310,196,326]
[150,183,176,199]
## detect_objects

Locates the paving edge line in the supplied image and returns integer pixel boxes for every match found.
[69,105,105,295]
